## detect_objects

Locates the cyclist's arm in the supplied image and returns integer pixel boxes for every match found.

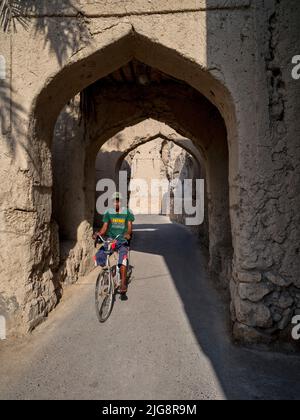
[124,221,133,240]
[98,222,109,237]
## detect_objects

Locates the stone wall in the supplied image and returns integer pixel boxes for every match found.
[230,0,300,344]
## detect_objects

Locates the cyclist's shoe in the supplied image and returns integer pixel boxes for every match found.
[117,286,127,294]
[120,293,128,301]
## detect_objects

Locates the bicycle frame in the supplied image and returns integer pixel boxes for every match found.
[97,235,124,290]
[95,235,132,322]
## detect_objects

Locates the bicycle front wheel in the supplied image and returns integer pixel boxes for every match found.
[95,270,114,323]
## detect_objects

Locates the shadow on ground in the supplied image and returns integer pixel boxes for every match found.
[131,217,300,400]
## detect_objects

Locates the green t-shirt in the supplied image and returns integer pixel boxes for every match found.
[103,208,135,240]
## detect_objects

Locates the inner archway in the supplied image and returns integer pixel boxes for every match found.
[93,120,208,246]
[82,61,233,290]
[50,59,232,301]
[119,137,199,217]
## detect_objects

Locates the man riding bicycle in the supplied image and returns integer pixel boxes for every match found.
[93,192,134,296]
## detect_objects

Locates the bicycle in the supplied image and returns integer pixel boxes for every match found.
[94,235,132,323]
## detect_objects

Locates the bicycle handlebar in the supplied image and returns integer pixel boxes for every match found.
[99,234,122,243]
[94,234,123,248]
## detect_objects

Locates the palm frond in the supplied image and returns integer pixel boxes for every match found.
[0,0,29,32]
[0,0,13,31]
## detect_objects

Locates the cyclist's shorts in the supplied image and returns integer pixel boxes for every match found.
[95,240,129,267]
[118,244,129,267]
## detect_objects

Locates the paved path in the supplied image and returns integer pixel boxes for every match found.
[0,215,300,400]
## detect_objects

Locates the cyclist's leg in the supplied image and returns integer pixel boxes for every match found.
[95,245,107,267]
[117,241,129,292]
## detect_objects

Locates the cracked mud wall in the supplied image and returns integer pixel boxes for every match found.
[52,97,94,288]
[230,0,300,344]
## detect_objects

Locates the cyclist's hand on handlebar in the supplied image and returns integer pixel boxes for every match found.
[93,232,104,241]
[124,233,131,241]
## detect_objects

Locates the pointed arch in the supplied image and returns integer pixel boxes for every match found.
[28,24,239,332]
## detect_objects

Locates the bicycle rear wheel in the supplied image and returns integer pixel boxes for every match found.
[95,271,114,323]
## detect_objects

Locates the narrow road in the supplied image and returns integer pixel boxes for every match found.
[0,215,300,400]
